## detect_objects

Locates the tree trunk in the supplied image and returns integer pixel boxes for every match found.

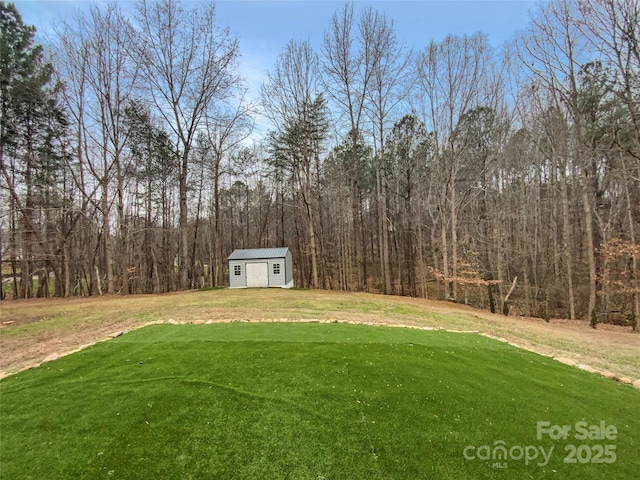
[102,180,114,295]
[450,176,458,301]
[622,156,638,330]
[381,176,392,295]
[440,208,450,300]
[581,167,597,327]
[117,159,128,294]
[559,159,576,320]
[63,241,70,298]
[179,152,189,289]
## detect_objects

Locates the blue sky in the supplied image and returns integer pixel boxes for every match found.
[12,0,536,136]
[13,0,536,83]
[14,1,536,44]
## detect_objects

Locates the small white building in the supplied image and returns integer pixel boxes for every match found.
[228,247,293,289]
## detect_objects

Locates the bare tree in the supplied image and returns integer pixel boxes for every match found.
[56,3,138,294]
[578,0,640,159]
[134,0,239,289]
[204,93,255,286]
[518,0,600,324]
[576,0,640,328]
[261,40,327,289]
[322,3,376,290]
[417,32,494,300]
[363,8,412,295]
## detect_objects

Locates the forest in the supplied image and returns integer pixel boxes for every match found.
[0,0,638,329]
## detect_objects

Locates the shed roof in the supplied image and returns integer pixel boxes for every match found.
[228,247,289,261]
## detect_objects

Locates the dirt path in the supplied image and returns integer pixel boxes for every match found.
[1,290,638,384]
[385,296,639,380]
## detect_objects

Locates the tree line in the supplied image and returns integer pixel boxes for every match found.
[1,0,638,329]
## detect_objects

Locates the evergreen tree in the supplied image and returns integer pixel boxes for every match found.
[1,2,70,298]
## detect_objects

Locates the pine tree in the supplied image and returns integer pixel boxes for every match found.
[1,2,70,298]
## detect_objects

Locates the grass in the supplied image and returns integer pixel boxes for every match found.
[2,289,639,380]
[1,322,639,479]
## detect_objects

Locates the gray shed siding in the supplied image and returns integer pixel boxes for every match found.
[284,250,293,287]
[268,258,285,286]
[228,248,293,288]
[229,260,247,288]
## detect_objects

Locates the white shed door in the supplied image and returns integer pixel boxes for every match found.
[246,262,269,287]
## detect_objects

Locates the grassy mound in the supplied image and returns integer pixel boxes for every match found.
[1,323,638,479]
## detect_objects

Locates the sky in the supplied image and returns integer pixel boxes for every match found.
[12,0,538,137]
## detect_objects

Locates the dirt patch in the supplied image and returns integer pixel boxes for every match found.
[0,290,638,382]
[382,295,639,379]
[1,315,49,328]
[0,317,142,375]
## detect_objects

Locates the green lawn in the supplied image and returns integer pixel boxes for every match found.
[1,323,638,479]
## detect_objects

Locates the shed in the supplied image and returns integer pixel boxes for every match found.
[228,247,293,289]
